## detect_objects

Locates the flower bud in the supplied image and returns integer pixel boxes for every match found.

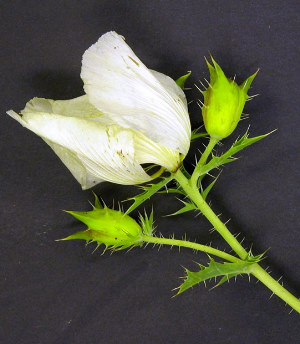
[60,203,143,251]
[201,57,258,139]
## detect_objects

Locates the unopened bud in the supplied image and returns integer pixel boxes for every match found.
[201,57,258,139]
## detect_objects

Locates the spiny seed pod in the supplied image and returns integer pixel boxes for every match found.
[60,198,143,251]
[201,57,258,139]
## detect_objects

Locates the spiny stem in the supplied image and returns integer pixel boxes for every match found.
[141,235,240,263]
[191,136,218,186]
[173,169,300,313]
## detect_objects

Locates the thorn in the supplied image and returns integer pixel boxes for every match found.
[224,218,231,225]
[194,84,204,93]
[197,99,205,107]
[199,80,207,90]
[126,245,135,253]
[235,233,241,239]
[204,78,213,88]
[194,211,202,218]
[101,246,108,255]
[248,93,260,99]
[92,244,100,254]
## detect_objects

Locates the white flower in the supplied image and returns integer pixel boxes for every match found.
[7,32,191,189]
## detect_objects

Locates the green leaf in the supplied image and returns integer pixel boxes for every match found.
[125,174,174,215]
[200,176,219,200]
[175,71,191,89]
[198,131,273,177]
[176,256,260,295]
[167,200,197,216]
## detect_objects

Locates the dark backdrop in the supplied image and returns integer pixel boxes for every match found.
[1,1,299,343]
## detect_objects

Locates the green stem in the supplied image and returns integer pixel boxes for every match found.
[141,235,240,263]
[191,137,218,186]
[174,169,300,313]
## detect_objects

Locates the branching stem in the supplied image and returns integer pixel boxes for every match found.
[141,235,240,263]
[173,168,300,313]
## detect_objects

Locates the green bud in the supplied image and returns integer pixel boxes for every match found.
[201,57,258,139]
[60,198,143,251]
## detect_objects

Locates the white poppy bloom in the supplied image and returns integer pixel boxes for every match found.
[7,31,191,189]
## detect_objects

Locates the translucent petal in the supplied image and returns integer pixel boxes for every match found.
[81,31,191,155]
[7,110,152,185]
[7,109,181,187]
[21,95,102,118]
[43,139,104,189]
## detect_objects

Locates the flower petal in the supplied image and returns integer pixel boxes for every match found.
[12,97,104,189]
[81,31,191,155]
[7,110,152,186]
[43,139,104,189]
[21,95,102,118]
[7,108,181,187]
[150,70,187,107]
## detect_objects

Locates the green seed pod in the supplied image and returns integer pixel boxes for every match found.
[60,201,143,251]
[201,57,258,139]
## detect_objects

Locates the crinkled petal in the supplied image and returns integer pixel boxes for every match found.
[7,110,151,185]
[43,139,104,189]
[150,70,187,107]
[16,96,104,188]
[7,110,181,187]
[81,31,191,155]
[21,95,102,118]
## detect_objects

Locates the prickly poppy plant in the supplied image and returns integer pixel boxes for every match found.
[7,31,300,314]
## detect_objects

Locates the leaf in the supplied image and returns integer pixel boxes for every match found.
[167,200,197,216]
[124,174,174,215]
[176,256,260,295]
[198,131,273,177]
[200,176,219,200]
[175,71,191,89]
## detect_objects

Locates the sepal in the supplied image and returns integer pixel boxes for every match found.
[139,210,155,236]
[176,71,191,89]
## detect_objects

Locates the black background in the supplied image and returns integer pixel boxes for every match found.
[1,1,300,343]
